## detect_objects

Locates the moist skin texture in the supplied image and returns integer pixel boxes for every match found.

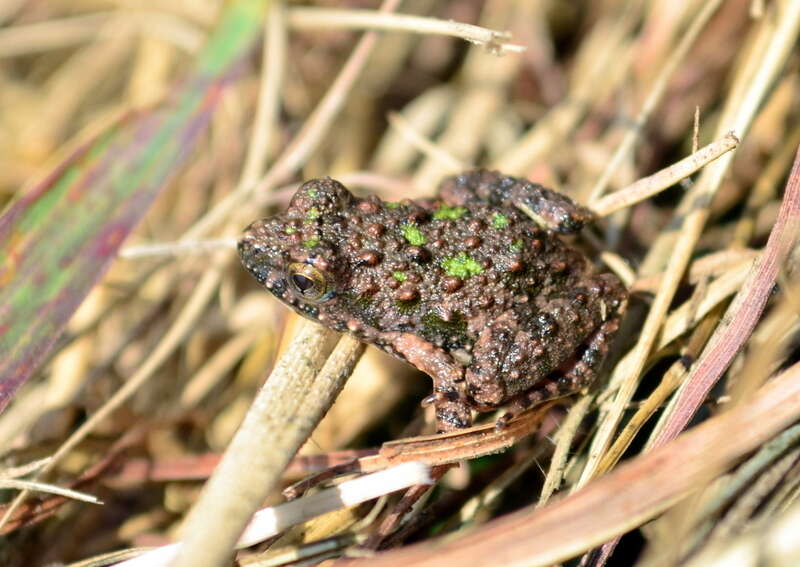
[239,169,627,432]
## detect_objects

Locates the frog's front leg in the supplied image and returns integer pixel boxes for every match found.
[381,332,472,432]
[438,169,594,234]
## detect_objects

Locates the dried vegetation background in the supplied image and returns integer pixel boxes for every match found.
[1,0,800,566]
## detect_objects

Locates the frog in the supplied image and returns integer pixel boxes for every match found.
[238,169,627,432]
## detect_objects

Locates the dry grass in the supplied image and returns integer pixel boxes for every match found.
[2,1,800,566]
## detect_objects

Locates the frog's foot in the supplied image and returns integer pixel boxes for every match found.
[438,169,594,234]
[422,390,474,431]
[383,331,471,433]
[436,397,474,432]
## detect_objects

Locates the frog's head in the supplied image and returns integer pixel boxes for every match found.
[238,177,358,325]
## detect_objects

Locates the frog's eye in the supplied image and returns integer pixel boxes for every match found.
[288,263,328,301]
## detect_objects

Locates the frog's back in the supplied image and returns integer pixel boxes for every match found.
[316,194,591,352]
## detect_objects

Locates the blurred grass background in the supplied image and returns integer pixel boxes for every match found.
[1,1,800,566]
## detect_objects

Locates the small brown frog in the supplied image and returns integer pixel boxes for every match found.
[239,170,626,432]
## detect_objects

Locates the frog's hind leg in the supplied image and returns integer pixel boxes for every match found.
[494,314,622,430]
[438,169,595,234]
[382,331,473,432]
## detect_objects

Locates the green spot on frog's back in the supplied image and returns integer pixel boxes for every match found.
[433,203,468,220]
[307,188,319,198]
[307,207,321,220]
[442,253,483,278]
[386,201,401,209]
[512,238,524,250]
[492,213,510,229]
[302,236,320,249]
[285,226,297,235]
[392,271,407,282]
[401,224,427,246]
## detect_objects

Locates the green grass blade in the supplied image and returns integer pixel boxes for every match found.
[0,0,268,413]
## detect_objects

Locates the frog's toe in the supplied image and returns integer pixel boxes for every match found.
[494,412,513,431]
[435,400,473,432]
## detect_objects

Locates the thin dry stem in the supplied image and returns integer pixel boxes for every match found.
[590,132,739,217]
[288,7,525,54]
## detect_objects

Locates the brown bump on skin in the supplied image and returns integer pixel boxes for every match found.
[508,260,525,273]
[358,201,379,214]
[552,261,567,273]
[407,210,429,224]
[408,273,423,283]
[348,234,363,248]
[530,239,543,253]
[396,284,419,302]
[356,281,379,296]
[540,320,558,336]
[387,278,401,290]
[347,320,363,332]
[356,250,382,266]
[468,219,485,232]
[366,223,384,237]
[406,246,431,263]
[574,292,588,305]
[431,239,446,249]
[481,258,493,270]
[477,296,494,309]
[465,236,481,248]
[442,276,463,293]
[287,233,302,244]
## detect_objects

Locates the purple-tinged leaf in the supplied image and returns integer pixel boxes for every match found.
[0,0,268,413]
